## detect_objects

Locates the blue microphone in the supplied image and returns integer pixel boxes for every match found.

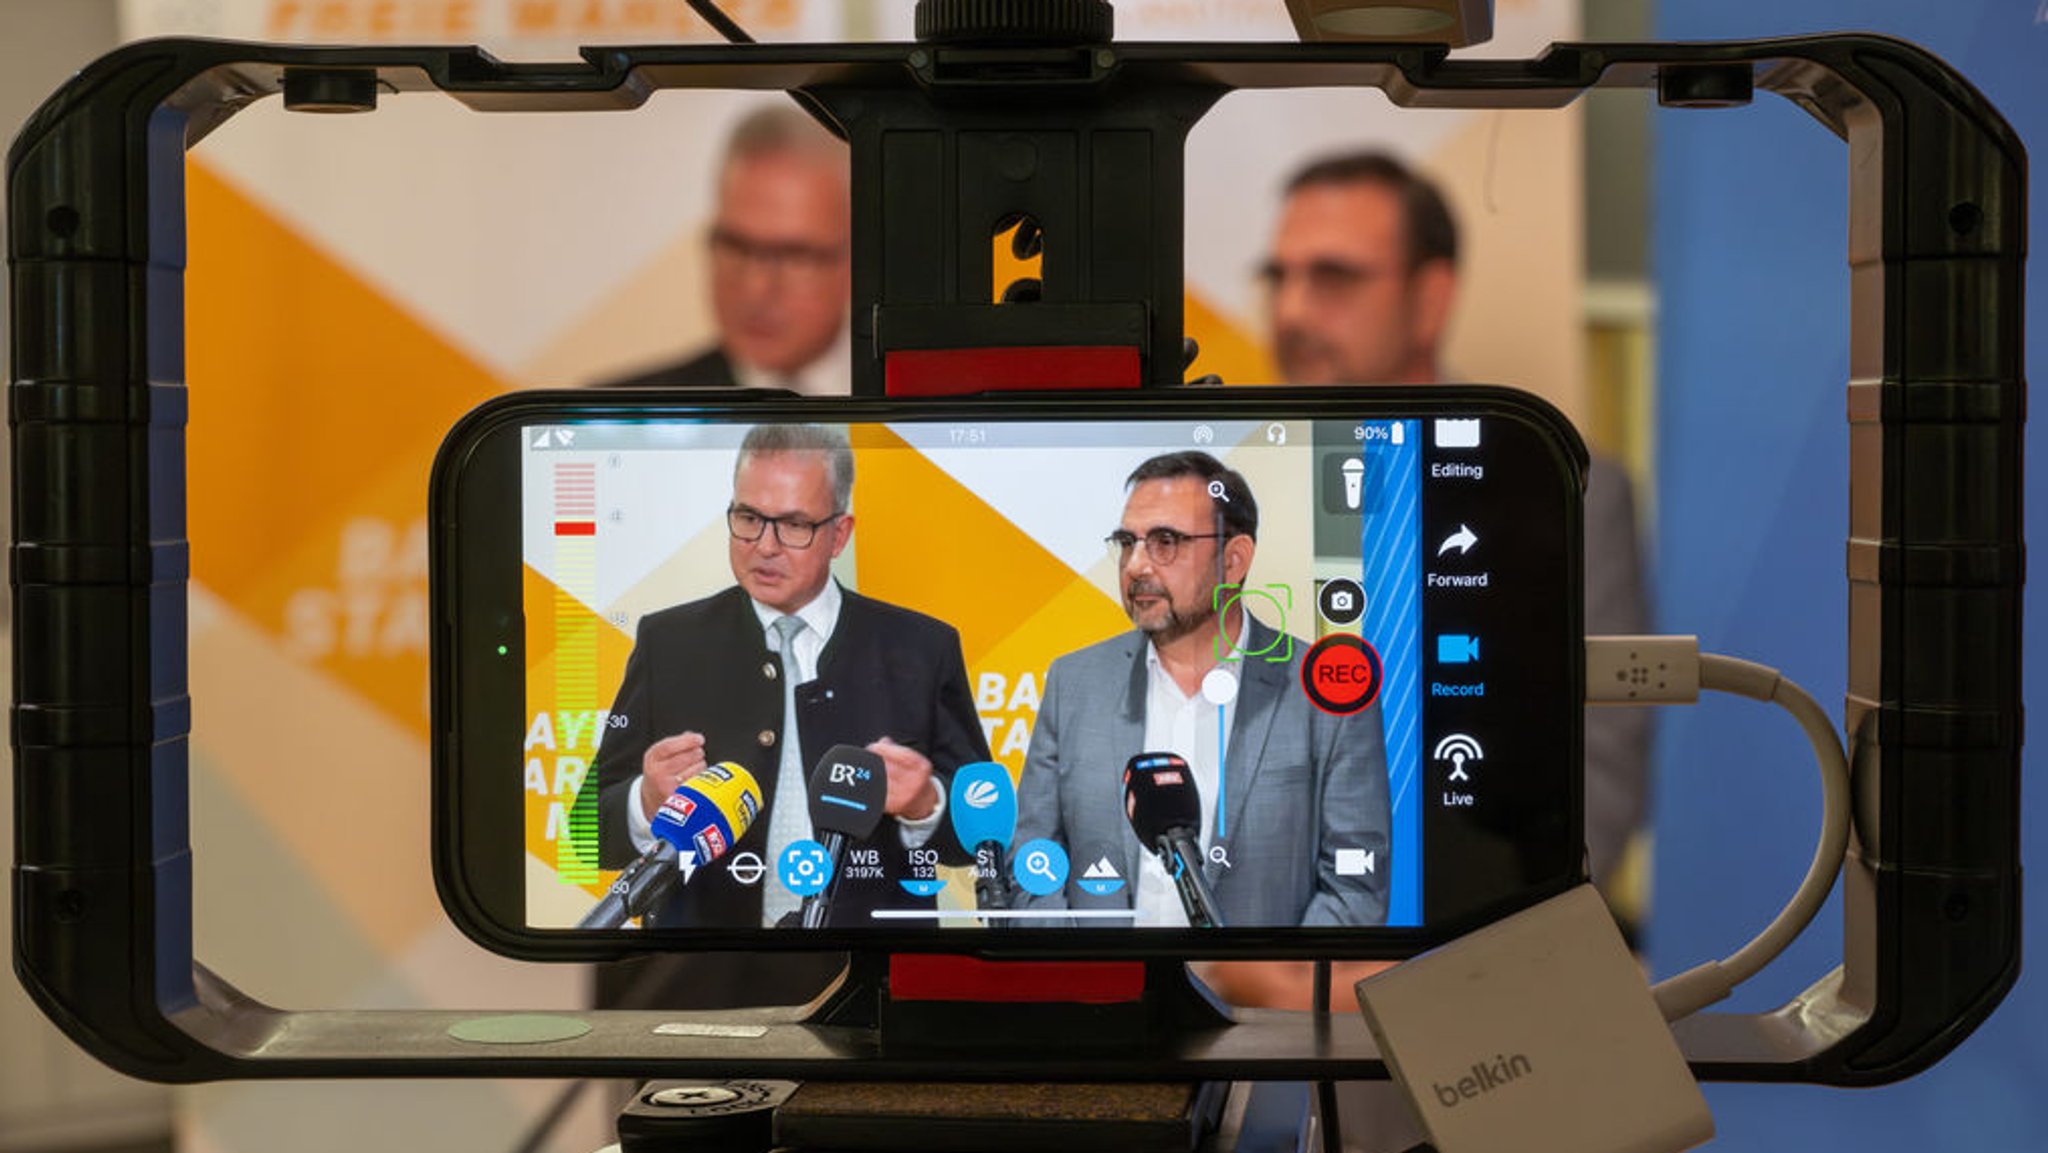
[949,761,1018,913]
[650,761,762,866]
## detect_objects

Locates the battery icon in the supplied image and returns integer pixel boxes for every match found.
[1390,422,1406,446]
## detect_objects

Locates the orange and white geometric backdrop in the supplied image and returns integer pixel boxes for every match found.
[114,2,1581,1148]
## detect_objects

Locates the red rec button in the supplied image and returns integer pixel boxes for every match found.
[1301,633,1385,715]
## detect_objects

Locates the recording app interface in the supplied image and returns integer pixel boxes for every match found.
[515,415,1571,932]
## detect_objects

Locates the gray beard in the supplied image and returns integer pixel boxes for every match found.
[1134,599,1216,647]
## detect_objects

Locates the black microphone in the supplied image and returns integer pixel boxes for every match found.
[799,743,888,929]
[1123,752,1226,928]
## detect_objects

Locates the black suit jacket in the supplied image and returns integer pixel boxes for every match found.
[598,346,740,388]
[585,348,839,1007]
[590,584,988,930]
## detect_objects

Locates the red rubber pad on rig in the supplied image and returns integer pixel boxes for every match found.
[885,346,1142,396]
[889,956,1147,1004]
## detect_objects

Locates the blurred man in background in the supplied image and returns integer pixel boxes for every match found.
[604,104,851,394]
[1258,150,1651,897]
[1210,149,1655,1152]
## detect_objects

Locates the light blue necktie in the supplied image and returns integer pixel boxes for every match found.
[760,614,809,925]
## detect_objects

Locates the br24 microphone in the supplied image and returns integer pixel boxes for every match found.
[1123,752,1225,928]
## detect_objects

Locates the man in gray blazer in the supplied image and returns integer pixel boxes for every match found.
[1253,148,1652,1152]
[1012,451,1390,927]
[1261,149,1650,893]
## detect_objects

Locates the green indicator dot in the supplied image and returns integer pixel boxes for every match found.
[497,645,510,656]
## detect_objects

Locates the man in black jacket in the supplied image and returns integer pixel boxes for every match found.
[604,106,851,395]
[585,422,988,1005]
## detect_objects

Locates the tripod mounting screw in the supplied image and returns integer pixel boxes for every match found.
[620,1080,796,1152]
[914,0,1114,45]
[647,1085,744,1109]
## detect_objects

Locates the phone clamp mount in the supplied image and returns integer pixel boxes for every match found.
[5,0,2025,1126]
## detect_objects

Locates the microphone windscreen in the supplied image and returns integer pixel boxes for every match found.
[650,761,762,866]
[807,743,888,839]
[948,761,1018,851]
[1123,752,1202,845]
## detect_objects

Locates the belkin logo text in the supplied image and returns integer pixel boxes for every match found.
[1433,1053,1534,1107]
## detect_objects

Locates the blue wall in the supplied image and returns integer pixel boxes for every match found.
[1653,3,2045,1146]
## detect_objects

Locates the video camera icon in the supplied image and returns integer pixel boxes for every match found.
[1436,633,1481,664]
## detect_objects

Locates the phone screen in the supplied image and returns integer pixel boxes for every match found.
[438,389,1584,954]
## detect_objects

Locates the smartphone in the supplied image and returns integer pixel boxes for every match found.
[432,386,1585,959]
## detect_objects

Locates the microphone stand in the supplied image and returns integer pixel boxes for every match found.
[972,839,1013,921]
[797,832,847,930]
[575,842,681,931]
[1157,833,1226,930]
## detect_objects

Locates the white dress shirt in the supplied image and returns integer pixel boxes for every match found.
[731,324,852,397]
[1131,612,1247,927]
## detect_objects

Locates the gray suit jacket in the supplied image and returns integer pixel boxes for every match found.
[1013,615,1390,927]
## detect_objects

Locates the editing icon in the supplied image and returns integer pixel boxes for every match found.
[1434,418,1481,448]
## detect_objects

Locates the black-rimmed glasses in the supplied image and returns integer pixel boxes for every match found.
[728,505,842,548]
[1106,527,1228,566]
[709,227,847,281]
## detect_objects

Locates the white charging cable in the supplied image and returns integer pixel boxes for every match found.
[1584,635,1853,1022]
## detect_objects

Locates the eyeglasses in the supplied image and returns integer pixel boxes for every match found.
[728,505,843,549]
[709,227,847,281]
[1106,528,1229,566]
[1255,257,1391,301]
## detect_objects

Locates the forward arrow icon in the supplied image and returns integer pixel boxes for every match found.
[1437,524,1479,557]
